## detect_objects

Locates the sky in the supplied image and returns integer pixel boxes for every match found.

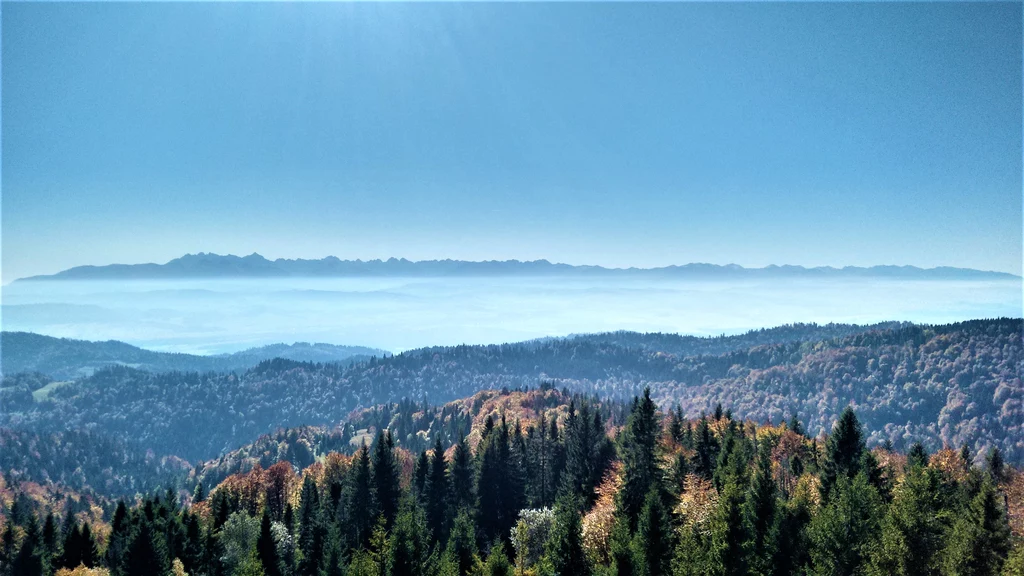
[2,2,1021,282]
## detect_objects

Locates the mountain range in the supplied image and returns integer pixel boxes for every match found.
[15,252,1021,281]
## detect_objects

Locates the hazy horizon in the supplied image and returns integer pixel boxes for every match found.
[3,275,1019,355]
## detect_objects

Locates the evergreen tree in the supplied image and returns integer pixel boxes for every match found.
[426,436,449,540]
[389,498,430,576]
[257,509,284,576]
[13,515,44,576]
[182,512,204,576]
[41,513,59,565]
[0,523,16,576]
[788,414,804,436]
[867,464,943,576]
[820,407,866,502]
[372,430,402,528]
[985,448,1004,482]
[545,494,590,576]
[476,415,518,545]
[632,489,671,576]
[414,451,430,501]
[773,490,813,576]
[105,501,130,575]
[483,541,512,576]
[449,432,475,515]
[616,388,662,529]
[609,515,635,576]
[692,417,718,481]
[348,444,376,547]
[907,442,930,469]
[743,446,779,576]
[808,473,883,576]
[707,479,748,576]
[122,518,168,576]
[941,477,1010,576]
[78,523,99,568]
[193,481,206,503]
[447,510,478,576]
[297,475,325,576]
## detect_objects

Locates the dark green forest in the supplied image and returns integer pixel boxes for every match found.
[1,387,1021,576]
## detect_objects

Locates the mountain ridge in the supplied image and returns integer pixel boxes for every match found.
[16,252,1021,281]
[0,331,385,380]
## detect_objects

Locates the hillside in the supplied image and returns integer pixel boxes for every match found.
[2,319,1020,464]
[17,252,1019,281]
[2,386,1021,576]
[0,331,385,379]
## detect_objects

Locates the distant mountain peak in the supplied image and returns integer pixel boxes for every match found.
[15,254,1021,282]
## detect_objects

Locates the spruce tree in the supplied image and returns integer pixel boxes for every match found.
[743,446,779,576]
[808,473,883,576]
[632,489,671,576]
[372,430,402,528]
[105,501,130,575]
[122,518,168,576]
[41,513,59,565]
[348,443,375,548]
[426,436,449,540]
[545,494,590,576]
[867,463,942,576]
[707,479,748,576]
[616,388,662,529]
[13,515,44,576]
[447,510,478,576]
[390,498,429,576]
[257,509,283,576]
[820,407,866,502]
[692,416,718,481]
[449,432,475,515]
[297,475,324,576]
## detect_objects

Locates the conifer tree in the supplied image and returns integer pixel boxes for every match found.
[123,517,169,576]
[868,463,943,576]
[820,407,866,502]
[297,474,324,576]
[414,451,429,501]
[447,510,478,576]
[632,489,671,576]
[808,473,882,576]
[390,498,430,576]
[692,416,718,480]
[707,479,748,576]
[941,477,1010,576]
[105,501,130,575]
[257,509,283,576]
[616,388,662,529]
[545,494,590,576]
[13,515,44,576]
[483,541,512,576]
[41,513,59,565]
[449,432,475,515]
[986,448,1004,482]
[426,436,449,540]
[348,444,376,548]
[743,445,779,576]
[0,523,15,576]
[373,430,402,528]
[609,515,635,576]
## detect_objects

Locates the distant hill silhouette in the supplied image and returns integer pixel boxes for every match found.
[0,331,385,380]
[16,252,1021,281]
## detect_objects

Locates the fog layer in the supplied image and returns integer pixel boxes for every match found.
[3,277,1020,354]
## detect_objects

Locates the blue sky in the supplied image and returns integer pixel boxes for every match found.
[3,2,1021,281]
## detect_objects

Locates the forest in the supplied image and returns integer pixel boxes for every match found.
[2,319,1021,466]
[0,386,1021,576]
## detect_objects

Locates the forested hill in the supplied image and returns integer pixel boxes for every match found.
[2,318,1020,464]
[2,388,1022,576]
[0,331,384,379]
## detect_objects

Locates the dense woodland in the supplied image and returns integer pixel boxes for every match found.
[0,387,1021,576]
[2,319,1021,465]
[0,332,381,381]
